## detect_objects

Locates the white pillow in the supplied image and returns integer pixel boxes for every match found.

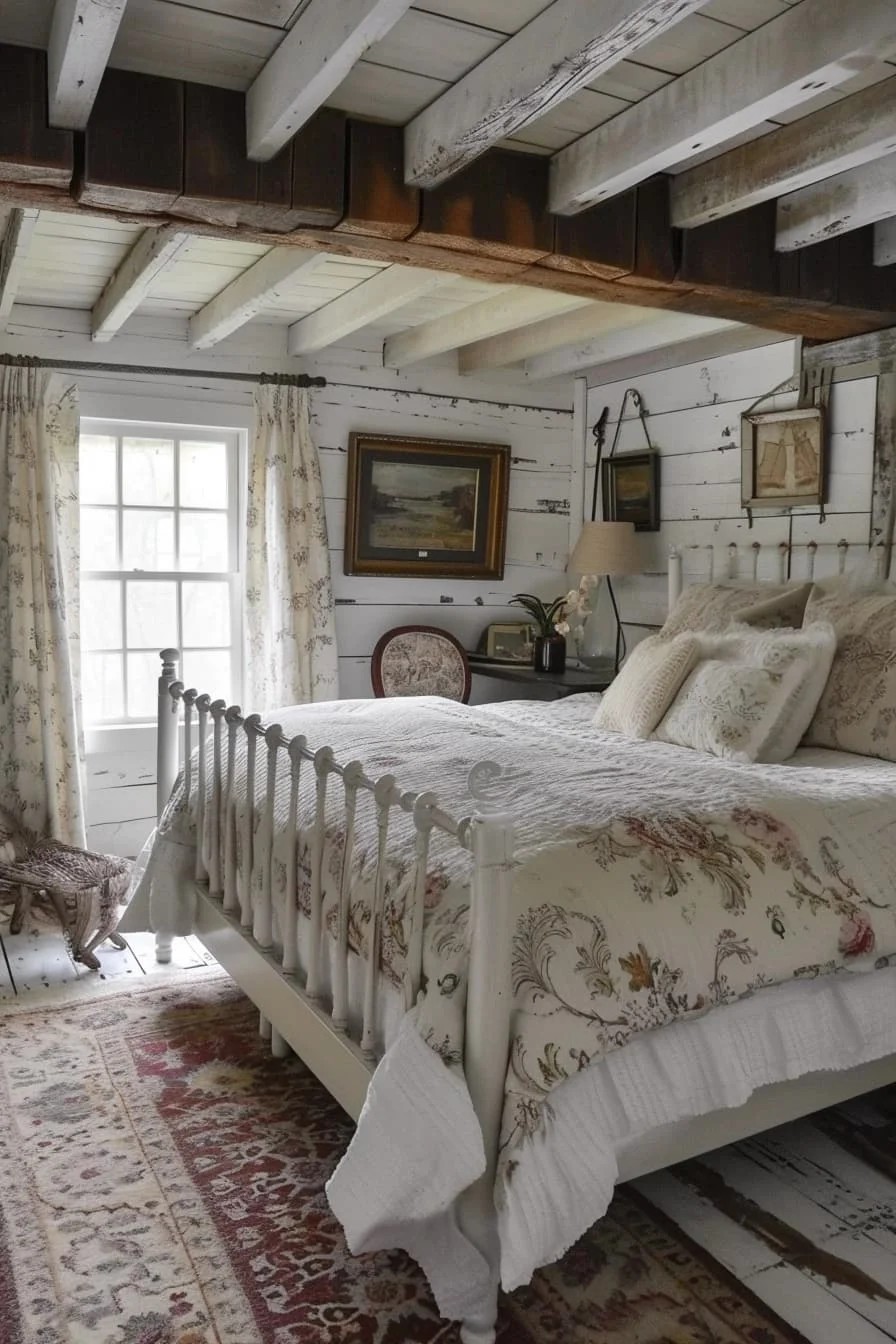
[653,622,837,763]
[593,633,700,738]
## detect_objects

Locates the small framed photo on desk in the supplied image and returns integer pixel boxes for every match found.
[484,622,535,662]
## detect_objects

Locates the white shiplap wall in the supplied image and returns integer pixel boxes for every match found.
[0,307,573,856]
[585,339,880,640]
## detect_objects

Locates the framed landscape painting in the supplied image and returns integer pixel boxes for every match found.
[601,450,660,532]
[344,432,510,578]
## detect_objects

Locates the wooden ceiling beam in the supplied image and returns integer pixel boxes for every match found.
[0,208,38,323]
[584,327,793,388]
[91,227,191,343]
[287,264,451,354]
[382,288,590,368]
[48,0,128,131]
[776,152,896,250]
[404,0,708,189]
[672,77,896,230]
[524,312,744,379]
[803,325,896,371]
[458,300,655,372]
[189,248,329,350]
[875,218,896,267]
[246,0,412,162]
[550,0,896,215]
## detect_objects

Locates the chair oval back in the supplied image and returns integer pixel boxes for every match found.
[371,625,471,703]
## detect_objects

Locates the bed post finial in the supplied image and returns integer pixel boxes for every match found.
[667,546,682,614]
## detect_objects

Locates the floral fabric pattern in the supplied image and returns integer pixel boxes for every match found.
[376,630,468,700]
[0,366,85,844]
[244,384,338,711]
[661,581,812,638]
[803,587,896,761]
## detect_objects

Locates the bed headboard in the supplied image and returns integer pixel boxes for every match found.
[667,539,890,614]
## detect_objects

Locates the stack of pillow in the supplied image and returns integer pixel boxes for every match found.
[593,574,896,765]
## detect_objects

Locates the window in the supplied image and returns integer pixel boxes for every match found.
[79,419,242,724]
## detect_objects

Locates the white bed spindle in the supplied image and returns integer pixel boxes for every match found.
[207,700,226,896]
[361,774,397,1059]
[241,714,261,929]
[282,736,307,976]
[222,705,242,915]
[776,541,789,583]
[306,746,335,1000]
[181,687,196,808]
[667,546,682,611]
[255,723,283,951]
[156,650,181,820]
[406,792,437,1011]
[194,693,211,883]
[838,538,849,573]
[332,759,364,1032]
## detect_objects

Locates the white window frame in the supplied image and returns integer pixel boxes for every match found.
[80,415,244,728]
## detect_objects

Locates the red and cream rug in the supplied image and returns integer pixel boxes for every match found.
[0,978,811,1344]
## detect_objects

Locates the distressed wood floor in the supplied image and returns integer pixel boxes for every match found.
[1,914,894,1342]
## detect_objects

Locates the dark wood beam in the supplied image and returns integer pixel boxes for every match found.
[0,45,73,189]
[413,149,552,263]
[78,69,183,213]
[335,121,418,241]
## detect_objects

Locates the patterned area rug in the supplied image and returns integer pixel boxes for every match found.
[0,978,812,1344]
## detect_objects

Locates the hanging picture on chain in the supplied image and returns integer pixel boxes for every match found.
[741,406,826,510]
[601,450,660,532]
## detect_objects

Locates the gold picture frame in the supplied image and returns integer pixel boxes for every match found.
[344,431,510,578]
[741,406,826,510]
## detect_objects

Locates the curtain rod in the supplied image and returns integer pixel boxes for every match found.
[0,353,325,387]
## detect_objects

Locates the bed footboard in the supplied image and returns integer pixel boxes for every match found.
[155,649,514,1341]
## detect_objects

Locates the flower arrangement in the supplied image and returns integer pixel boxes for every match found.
[509,575,597,638]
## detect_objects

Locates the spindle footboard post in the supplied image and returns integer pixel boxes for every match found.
[155,648,182,964]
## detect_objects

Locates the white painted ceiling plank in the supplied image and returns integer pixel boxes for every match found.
[288,265,453,354]
[0,210,39,323]
[583,325,792,388]
[382,289,590,368]
[776,150,896,250]
[672,76,896,227]
[189,248,328,349]
[524,313,744,379]
[404,0,713,188]
[458,301,659,372]
[48,0,129,129]
[550,0,896,214]
[874,217,896,267]
[91,227,191,342]
[246,0,414,161]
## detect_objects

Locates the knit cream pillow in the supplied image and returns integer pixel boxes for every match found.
[593,633,700,738]
[654,622,837,763]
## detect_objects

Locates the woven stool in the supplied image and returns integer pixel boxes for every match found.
[0,812,132,971]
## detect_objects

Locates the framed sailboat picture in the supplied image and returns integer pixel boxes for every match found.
[741,406,826,510]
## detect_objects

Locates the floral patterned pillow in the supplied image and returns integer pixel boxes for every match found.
[661,582,812,638]
[802,589,896,760]
[654,622,837,763]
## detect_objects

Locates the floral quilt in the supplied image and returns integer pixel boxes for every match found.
[142,694,896,1178]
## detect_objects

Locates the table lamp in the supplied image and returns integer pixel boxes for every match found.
[567,520,640,673]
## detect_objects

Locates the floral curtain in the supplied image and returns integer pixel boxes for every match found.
[245,383,338,710]
[0,365,85,845]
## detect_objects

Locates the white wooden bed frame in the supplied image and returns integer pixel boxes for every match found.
[153,539,896,1343]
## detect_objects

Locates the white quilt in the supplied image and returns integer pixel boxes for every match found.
[128,694,896,1316]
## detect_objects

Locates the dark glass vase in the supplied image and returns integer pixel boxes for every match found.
[533,633,566,673]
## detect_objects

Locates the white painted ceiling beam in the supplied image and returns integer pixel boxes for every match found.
[458,301,658,373]
[584,327,792,388]
[91,227,191,343]
[550,0,896,215]
[288,264,452,354]
[875,217,896,267]
[404,0,709,189]
[382,289,590,369]
[47,0,129,130]
[246,0,413,162]
[189,248,328,350]
[672,76,896,229]
[776,151,896,250]
[0,209,39,324]
[524,313,744,380]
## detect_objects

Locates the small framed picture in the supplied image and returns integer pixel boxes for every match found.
[741,406,826,510]
[485,622,536,662]
[601,451,660,532]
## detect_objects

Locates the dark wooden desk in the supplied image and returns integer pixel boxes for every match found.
[468,658,613,700]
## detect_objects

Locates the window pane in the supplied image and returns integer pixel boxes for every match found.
[182,650,231,702]
[182,581,230,647]
[83,652,124,722]
[126,651,159,719]
[80,435,117,505]
[82,580,122,650]
[122,438,174,506]
[126,581,178,649]
[81,508,118,569]
[122,510,175,570]
[179,511,229,571]
[180,441,228,509]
